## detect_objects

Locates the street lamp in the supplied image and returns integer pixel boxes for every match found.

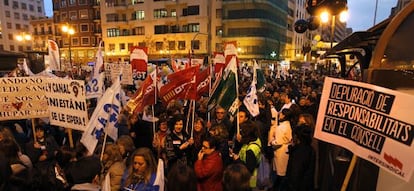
[62,25,75,72]
[15,33,32,52]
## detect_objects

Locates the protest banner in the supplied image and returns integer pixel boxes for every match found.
[44,78,89,131]
[107,63,133,85]
[0,77,49,120]
[315,77,414,182]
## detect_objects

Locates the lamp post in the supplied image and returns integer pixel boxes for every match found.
[15,33,32,52]
[62,25,75,72]
[320,9,348,74]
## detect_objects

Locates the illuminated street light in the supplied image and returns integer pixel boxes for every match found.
[62,24,75,72]
[15,33,32,41]
[339,10,349,23]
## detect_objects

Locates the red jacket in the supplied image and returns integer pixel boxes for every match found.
[194,151,224,191]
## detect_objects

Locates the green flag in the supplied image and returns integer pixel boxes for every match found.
[208,56,240,115]
[254,60,266,92]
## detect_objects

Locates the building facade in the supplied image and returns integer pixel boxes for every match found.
[0,0,45,52]
[52,0,101,66]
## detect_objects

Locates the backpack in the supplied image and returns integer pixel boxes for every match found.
[250,143,273,189]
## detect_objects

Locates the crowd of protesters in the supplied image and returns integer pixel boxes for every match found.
[0,65,350,191]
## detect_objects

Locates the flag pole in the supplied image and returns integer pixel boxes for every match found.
[100,132,108,161]
[153,66,158,139]
[208,65,212,123]
[185,100,192,135]
[152,105,156,138]
[191,99,196,138]
[341,155,358,191]
[31,118,37,143]
[235,56,240,135]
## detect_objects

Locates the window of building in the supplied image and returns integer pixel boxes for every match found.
[187,5,199,15]
[81,37,89,45]
[69,0,75,5]
[132,10,144,20]
[171,9,176,17]
[21,2,26,9]
[154,25,168,34]
[15,23,21,30]
[5,11,10,18]
[14,12,20,19]
[61,0,66,7]
[79,10,89,19]
[79,0,87,5]
[0,45,4,51]
[187,23,199,32]
[10,45,15,51]
[22,14,28,20]
[132,26,144,35]
[178,41,185,50]
[155,42,163,51]
[18,46,23,51]
[215,43,223,52]
[119,43,125,51]
[216,9,222,18]
[109,43,115,51]
[70,11,77,20]
[128,43,133,50]
[191,40,200,50]
[37,6,42,13]
[6,23,12,29]
[80,24,89,32]
[61,12,68,21]
[72,37,79,46]
[134,0,144,4]
[4,0,9,6]
[216,26,222,36]
[29,4,34,11]
[171,25,179,33]
[8,34,13,40]
[168,41,175,50]
[12,1,18,8]
[153,8,167,18]
[107,28,120,37]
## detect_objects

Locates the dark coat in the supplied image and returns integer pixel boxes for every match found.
[194,151,223,191]
[286,144,315,191]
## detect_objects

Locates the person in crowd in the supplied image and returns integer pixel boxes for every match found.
[0,138,32,191]
[25,125,59,165]
[152,115,169,161]
[209,124,231,167]
[167,162,197,191]
[231,120,261,188]
[116,109,131,138]
[286,124,315,191]
[190,117,208,163]
[121,147,159,191]
[194,136,223,191]
[272,91,284,112]
[129,111,154,149]
[208,107,234,141]
[100,143,126,191]
[222,163,252,191]
[66,142,101,188]
[164,114,194,170]
[116,135,136,166]
[280,93,295,111]
[268,108,293,191]
[0,150,12,191]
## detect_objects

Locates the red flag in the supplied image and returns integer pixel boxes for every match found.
[126,70,156,114]
[213,52,225,79]
[171,58,179,72]
[196,67,210,100]
[224,41,239,67]
[130,47,148,80]
[159,66,199,104]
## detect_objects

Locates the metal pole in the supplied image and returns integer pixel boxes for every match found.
[329,15,336,75]
[374,0,379,26]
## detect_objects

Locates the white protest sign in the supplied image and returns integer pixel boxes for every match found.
[0,77,49,120]
[315,77,414,182]
[44,78,89,131]
[107,62,133,85]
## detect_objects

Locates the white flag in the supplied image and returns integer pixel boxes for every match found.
[101,173,111,191]
[47,40,60,71]
[243,80,260,117]
[154,159,165,191]
[80,78,122,153]
[22,58,34,76]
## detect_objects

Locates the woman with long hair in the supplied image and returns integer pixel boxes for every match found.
[121,147,159,191]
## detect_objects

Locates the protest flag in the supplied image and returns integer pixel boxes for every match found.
[125,70,157,114]
[243,80,260,117]
[130,47,148,80]
[208,56,240,116]
[253,60,266,92]
[86,41,105,99]
[159,66,199,104]
[154,159,165,191]
[196,66,210,100]
[47,40,60,71]
[80,78,122,154]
